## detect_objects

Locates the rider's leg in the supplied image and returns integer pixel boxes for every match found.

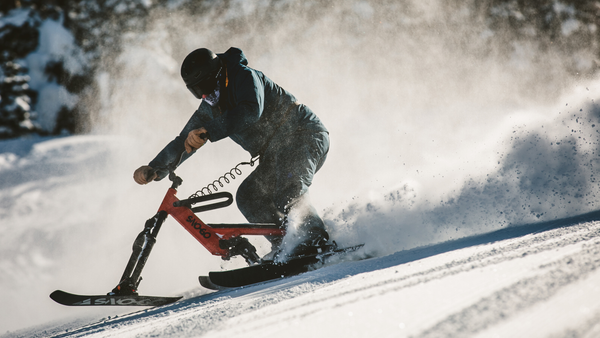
[273,131,330,256]
[236,162,284,250]
[237,131,330,257]
[236,162,284,221]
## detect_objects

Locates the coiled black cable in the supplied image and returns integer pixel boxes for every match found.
[189,156,259,198]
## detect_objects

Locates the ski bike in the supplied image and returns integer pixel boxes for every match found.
[50,140,362,307]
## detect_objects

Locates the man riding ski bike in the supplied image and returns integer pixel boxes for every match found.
[133,47,330,260]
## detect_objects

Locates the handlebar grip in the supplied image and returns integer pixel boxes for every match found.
[143,132,208,184]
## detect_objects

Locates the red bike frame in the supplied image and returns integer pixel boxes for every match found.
[111,171,284,295]
[159,186,284,258]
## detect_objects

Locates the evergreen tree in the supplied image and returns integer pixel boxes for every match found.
[0,3,40,138]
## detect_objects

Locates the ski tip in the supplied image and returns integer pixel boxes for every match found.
[50,290,66,301]
[199,276,231,291]
[50,290,75,306]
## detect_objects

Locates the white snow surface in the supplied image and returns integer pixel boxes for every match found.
[3,156,600,338]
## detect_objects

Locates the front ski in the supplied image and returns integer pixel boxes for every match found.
[50,290,182,307]
[204,244,363,288]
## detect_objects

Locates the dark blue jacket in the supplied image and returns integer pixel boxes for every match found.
[149,47,327,177]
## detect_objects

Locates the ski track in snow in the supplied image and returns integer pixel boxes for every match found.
[9,216,600,338]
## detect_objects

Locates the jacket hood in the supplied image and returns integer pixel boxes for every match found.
[218,47,248,67]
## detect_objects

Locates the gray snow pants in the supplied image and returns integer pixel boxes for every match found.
[236,131,330,247]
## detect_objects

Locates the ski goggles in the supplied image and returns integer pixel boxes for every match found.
[186,66,222,99]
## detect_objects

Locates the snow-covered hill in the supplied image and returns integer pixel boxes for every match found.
[6,196,600,337]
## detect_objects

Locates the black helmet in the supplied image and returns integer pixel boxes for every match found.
[181,48,222,99]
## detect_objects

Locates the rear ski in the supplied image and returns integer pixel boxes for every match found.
[203,244,364,288]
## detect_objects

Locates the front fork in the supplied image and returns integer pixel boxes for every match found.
[110,210,263,295]
[110,211,168,295]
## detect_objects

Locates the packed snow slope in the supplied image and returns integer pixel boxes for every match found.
[6,201,600,337]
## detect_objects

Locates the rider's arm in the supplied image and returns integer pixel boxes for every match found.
[147,102,214,181]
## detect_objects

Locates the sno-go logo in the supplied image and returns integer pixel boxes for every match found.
[74,297,165,306]
[186,216,211,239]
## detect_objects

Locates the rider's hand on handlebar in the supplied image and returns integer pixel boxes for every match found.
[133,165,157,185]
[185,128,208,153]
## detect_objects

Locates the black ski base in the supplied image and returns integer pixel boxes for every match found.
[50,290,182,307]
[201,244,364,289]
[199,276,232,290]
